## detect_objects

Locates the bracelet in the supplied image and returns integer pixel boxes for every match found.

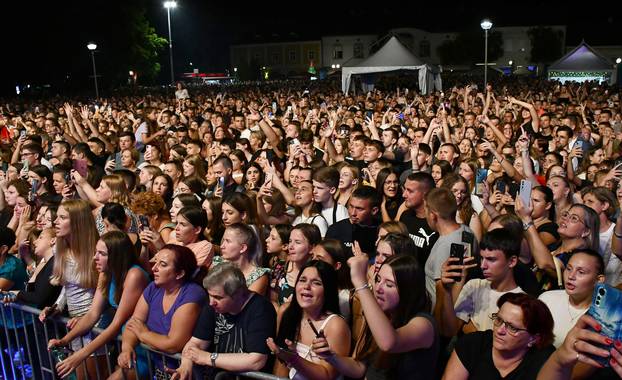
[615,231,622,239]
[499,157,505,164]
[352,283,371,294]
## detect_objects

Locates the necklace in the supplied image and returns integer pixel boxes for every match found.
[567,299,587,323]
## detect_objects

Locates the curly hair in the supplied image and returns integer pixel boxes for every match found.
[131,191,167,217]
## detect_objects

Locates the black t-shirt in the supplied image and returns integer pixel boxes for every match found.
[325,219,379,258]
[193,293,276,355]
[399,208,438,268]
[455,330,555,380]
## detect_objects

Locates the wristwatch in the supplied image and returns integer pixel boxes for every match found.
[210,352,218,367]
[522,221,534,231]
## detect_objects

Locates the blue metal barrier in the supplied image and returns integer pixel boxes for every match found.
[0,302,285,380]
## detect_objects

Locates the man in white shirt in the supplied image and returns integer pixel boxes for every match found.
[438,228,523,337]
[312,166,349,226]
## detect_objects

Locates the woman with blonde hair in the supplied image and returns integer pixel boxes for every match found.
[337,164,359,206]
[72,172,139,234]
[40,199,101,380]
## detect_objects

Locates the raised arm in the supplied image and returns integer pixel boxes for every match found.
[348,245,434,353]
[509,96,540,133]
[515,197,556,273]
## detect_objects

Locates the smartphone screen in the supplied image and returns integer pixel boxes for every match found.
[587,284,622,367]
[475,168,488,196]
[138,215,150,231]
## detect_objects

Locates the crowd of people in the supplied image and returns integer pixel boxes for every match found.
[0,77,622,380]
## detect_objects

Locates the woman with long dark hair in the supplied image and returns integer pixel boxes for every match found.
[267,260,351,379]
[376,168,401,222]
[48,231,149,379]
[311,253,438,379]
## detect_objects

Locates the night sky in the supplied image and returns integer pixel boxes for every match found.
[2,0,620,96]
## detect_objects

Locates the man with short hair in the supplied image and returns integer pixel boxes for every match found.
[164,159,183,189]
[114,132,143,169]
[399,172,437,266]
[326,185,380,257]
[50,140,71,166]
[212,156,244,197]
[437,143,459,167]
[312,167,349,226]
[172,263,276,379]
[424,187,478,309]
[438,228,522,336]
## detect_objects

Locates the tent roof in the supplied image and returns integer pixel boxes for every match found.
[347,36,426,68]
[549,41,613,71]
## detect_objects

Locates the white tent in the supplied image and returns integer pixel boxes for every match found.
[341,36,441,95]
[548,41,614,84]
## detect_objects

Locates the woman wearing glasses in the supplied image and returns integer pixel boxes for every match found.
[442,292,555,379]
[516,199,600,290]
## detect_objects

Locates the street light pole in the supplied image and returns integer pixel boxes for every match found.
[480,19,493,89]
[87,42,99,99]
[164,1,177,86]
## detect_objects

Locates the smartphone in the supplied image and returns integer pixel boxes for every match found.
[22,159,30,173]
[218,176,225,189]
[476,128,485,139]
[519,179,533,207]
[475,168,488,196]
[587,284,622,367]
[287,106,292,113]
[450,243,466,266]
[64,171,72,185]
[461,231,474,258]
[398,112,404,120]
[20,129,27,138]
[307,318,322,337]
[72,159,88,178]
[272,102,277,112]
[450,243,466,281]
[365,110,374,119]
[495,181,507,194]
[138,215,150,231]
[290,138,300,147]
[30,179,40,201]
[509,182,520,198]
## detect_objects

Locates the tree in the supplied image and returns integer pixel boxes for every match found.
[438,29,504,66]
[528,26,564,64]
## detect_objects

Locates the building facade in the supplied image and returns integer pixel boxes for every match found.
[230,40,322,78]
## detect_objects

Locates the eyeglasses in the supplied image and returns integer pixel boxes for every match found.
[21,152,34,156]
[490,313,528,336]
[560,211,585,225]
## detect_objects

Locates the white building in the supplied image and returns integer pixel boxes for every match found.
[321,35,379,68]
[387,25,567,69]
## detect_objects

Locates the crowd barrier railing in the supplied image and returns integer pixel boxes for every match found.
[0,302,286,380]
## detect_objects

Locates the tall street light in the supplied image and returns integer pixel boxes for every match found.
[87,42,99,99]
[480,19,493,89]
[164,1,177,85]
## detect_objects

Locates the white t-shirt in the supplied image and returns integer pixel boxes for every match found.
[320,203,349,227]
[539,290,587,348]
[454,278,524,331]
[600,224,622,286]
[175,88,189,100]
[293,214,328,237]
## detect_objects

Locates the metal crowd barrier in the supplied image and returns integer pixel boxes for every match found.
[0,302,285,380]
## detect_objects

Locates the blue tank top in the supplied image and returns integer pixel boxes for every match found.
[108,265,149,309]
